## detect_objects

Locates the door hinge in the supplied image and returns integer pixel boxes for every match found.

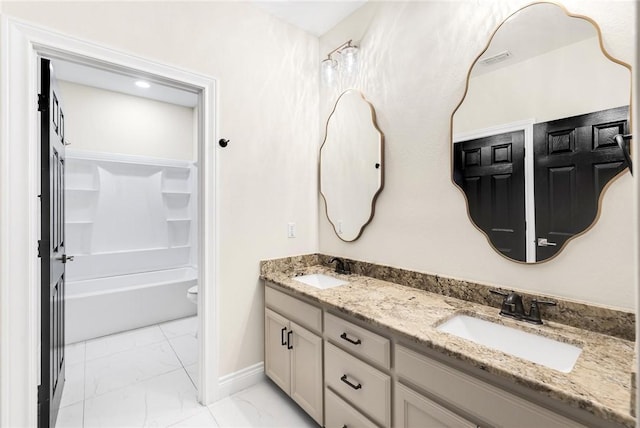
[37,94,48,112]
[37,240,42,258]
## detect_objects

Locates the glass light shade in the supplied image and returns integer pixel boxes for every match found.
[321,58,338,86]
[341,45,359,75]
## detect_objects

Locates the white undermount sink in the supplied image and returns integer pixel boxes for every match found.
[437,314,582,373]
[292,273,348,289]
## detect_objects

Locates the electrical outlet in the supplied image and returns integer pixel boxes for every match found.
[287,222,296,238]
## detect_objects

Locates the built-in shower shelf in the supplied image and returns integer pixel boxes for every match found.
[161,190,191,195]
[64,150,196,281]
[66,187,99,192]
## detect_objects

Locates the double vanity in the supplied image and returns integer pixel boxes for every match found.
[261,256,635,428]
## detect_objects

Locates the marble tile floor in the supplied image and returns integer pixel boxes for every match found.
[57,316,317,427]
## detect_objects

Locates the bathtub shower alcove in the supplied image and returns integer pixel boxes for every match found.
[64,150,198,344]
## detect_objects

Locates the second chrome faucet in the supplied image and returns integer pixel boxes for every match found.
[490,289,556,325]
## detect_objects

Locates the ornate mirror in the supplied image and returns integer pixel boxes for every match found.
[452,2,632,263]
[320,89,384,242]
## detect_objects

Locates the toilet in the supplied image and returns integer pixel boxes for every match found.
[187,285,198,305]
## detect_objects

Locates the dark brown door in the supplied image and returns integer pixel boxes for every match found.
[454,131,526,261]
[38,58,67,428]
[534,106,629,261]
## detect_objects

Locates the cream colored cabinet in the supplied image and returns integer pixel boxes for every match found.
[264,283,591,428]
[264,308,291,393]
[265,287,323,426]
[395,345,584,428]
[325,387,378,428]
[290,320,323,423]
[325,342,391,427]
[395,383,476,428]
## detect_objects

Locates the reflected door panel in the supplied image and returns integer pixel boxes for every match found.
[534,106,629,261]
[454,131,526,261]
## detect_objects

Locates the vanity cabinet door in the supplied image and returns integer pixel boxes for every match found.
[290,321,323,425]
[265,308,291,394]
[395,383,476,428]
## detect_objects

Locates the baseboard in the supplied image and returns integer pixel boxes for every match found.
[217,362,265,399]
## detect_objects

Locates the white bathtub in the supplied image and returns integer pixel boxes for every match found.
[66,267,197,344]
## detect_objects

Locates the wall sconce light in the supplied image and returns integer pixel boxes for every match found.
[321,39,359,86]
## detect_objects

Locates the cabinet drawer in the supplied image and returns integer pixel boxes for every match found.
[396,345,583,428]
[325,342,391,427]
[325,312,390,369]
[265,285,322,333]
[325,387,377,428]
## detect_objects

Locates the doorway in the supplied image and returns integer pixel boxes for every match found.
[0,18,218,428]
[46,58,203,426]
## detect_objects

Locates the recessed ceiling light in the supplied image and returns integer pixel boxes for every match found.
[135,80,151,89]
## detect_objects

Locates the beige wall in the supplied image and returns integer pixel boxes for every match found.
[58,81,195,161]
[3,0,636,382]
[319,0,636,311]
[2,1,320,377]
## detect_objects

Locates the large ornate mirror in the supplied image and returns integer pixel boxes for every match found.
[452,2,632,263]
[320,89,384,242]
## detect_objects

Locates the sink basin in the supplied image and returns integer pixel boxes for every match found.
[436,314,582,373]
[292,273,348,289]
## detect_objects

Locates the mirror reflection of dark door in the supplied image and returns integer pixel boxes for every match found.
[453,131,526,261]
[534,106,630,261]
[38,57,68,428]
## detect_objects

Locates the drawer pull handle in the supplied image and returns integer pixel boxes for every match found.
[340,332,362,345]
[342,426,347,428]
[281,327,287,346]
[287,330,293,350]
[340,374,362,390]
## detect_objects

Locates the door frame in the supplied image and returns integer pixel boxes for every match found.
[0,16,220,427]
[454,119,536,262]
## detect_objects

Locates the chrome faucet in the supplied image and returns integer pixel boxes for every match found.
[490,289,556,325]
[329,257,351,275]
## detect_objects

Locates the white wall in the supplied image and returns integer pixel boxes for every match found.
[456,37,630,134]
[58,81,195,161]
[1,1,320,377]
[319,0,636,311]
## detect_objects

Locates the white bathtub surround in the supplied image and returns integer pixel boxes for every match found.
[65,150,197,279]
[58,317,314,427]
[64,149,199,343]
[66,268,197,343]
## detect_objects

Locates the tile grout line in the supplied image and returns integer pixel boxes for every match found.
[69,318,197,426]
[82,337,186,402]
[162,326,198,390]
[83,326,168,363]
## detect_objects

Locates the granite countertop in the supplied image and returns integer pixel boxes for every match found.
[261,264,635,428]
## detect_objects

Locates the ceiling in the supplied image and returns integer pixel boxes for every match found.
[252,1,367,36]
[52,59,199,107]
[52,1,367,105]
